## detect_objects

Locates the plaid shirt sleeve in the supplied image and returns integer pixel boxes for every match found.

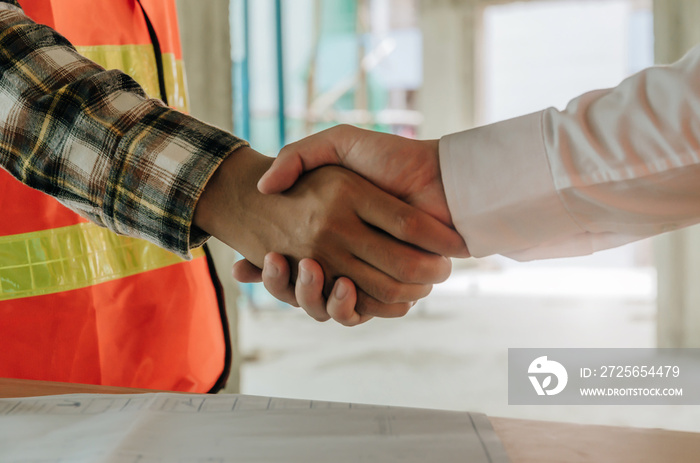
[0,1,248,258]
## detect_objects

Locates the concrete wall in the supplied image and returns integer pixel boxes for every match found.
[176,0,242,391]
[653,0,700,348]
[417,0,478,139]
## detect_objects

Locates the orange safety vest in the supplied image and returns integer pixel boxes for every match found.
[0,0,230,393]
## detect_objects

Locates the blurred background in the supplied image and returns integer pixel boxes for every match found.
[176,0,700,431]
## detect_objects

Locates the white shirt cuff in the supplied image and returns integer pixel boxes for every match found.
[439,111,585,260]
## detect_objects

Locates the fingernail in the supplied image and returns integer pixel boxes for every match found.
[299,263,312,285]
[334,280,348,300]
[264,257,279,278]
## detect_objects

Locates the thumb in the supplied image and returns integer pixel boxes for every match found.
[257,150,306,194]
[257,139,342,194]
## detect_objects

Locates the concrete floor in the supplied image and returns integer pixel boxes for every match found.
[238,264,700,433]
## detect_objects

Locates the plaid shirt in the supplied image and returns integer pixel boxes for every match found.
[0,0,248,258]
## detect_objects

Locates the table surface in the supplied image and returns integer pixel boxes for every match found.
[1,377,699,463]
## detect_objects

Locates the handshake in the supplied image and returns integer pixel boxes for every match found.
[194,125,469,327]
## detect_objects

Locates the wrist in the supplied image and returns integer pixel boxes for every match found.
[193,146,276,265]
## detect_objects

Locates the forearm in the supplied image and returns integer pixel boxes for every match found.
[0,3,247,258]
[441,44,700,260]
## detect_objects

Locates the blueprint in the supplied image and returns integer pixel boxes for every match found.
[0,393,510,462]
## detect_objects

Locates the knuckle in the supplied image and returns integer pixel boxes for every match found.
[356,296,387,317]
[328,124,351,139]
[279,138,302,155]
[393,302,412,318]
[396,261,421,283]
[393,252,435,283]
[318,177,350,206]
[277,144,292,157]
[306,211,332,239]
[335,313,358,327]
[309,311,330,322]
[333,173,354,193]
[420,284,433,299]
[395,210,420,240]
[276,144,296,162]
[309,219,339,244]
[375,282,403,304]
[354,293,374,316]
[435,258,452,283]
[404,255,452,284]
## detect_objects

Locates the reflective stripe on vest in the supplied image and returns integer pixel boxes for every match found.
[0,224,205,301]
[0,0,227,393]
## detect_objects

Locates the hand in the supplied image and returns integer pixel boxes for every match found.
[195,146,463,323]
[259,125,455,226]
[232,126,469,324]
[235,253,363,324]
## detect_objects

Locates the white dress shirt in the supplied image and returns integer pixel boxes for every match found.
[440,44,700,261]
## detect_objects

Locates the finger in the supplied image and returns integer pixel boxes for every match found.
[337,206,452,286]
[355,289,415,319]
[296,260,331,322]
[257,140,340,194]
[295,258,331,322]
[340,254,434,304]
[359,189,468,259]
[232,258,263,283]
[349,223,453,285]
[261,253,299,307]
[326,277,368,326]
